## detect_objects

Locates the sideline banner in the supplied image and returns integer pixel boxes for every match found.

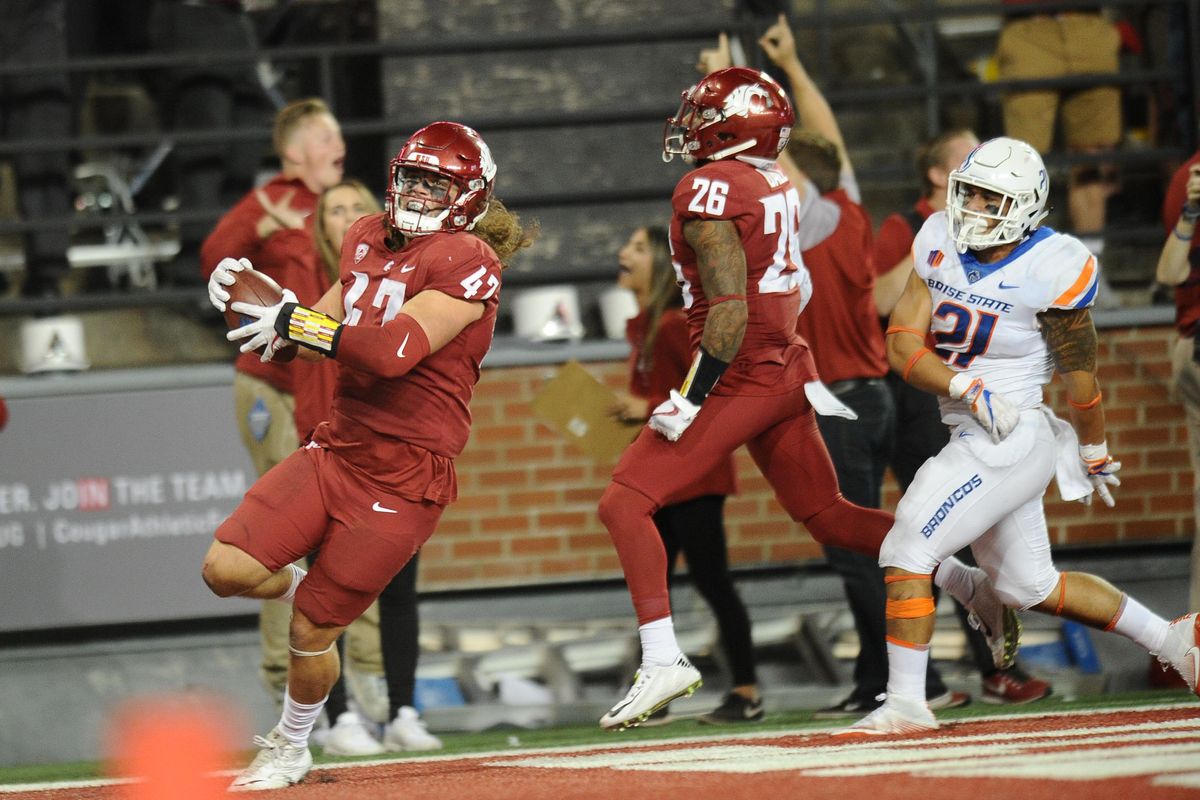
[0,377,261,632]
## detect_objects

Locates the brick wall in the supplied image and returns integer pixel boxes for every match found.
[419,325,1194,590]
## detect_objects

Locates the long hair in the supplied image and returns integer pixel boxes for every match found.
[638,226,681,368]
[314,179,381,284]
[471,198,539,267]
[381,197,538,267]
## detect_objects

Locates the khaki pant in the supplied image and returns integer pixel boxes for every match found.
[1171,336,1200,610]
[996,14,1121,152]
[232,372,384,694]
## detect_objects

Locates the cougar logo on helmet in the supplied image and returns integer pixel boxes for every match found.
[663,66,795,164]
[724,84,773,119]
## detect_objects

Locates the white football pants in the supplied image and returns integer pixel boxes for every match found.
[880,408,1061,610]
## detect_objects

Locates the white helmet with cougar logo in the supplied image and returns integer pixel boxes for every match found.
[946,136,1049,253]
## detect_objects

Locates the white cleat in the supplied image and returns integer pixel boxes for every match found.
[323,711,385,757]
[964,566,1021,670]
[1157,612,1200,697]
[833,694,939,737]
[384,706,443,751]
[229,728,313,791]
[600,655,702,730]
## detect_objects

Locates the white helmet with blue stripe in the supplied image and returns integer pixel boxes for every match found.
[947,136,1050,253]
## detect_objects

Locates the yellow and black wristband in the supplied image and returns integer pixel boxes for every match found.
[274,302,342,356]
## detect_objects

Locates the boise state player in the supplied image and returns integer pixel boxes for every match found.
[843,136,1200,736]
[598,68,1014,731]
[203,122,535,789]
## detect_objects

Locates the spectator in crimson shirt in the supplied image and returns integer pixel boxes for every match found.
[200,97,345,715]
[871,129,1053,706]
[1157,152,1200,610]
[608,225,760,725]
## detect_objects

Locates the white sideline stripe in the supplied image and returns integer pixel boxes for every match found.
[0,701,1194,794]
[494,719,1200,778]
[1156,771,1200,788]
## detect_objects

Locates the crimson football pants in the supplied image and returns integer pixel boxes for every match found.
[601,390,893,625]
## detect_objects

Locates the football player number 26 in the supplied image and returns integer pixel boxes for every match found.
[688,178,803,295]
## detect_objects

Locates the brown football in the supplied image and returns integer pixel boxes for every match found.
[223,268,297,362]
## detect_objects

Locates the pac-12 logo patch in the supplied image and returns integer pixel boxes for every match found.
[354,243,369,263]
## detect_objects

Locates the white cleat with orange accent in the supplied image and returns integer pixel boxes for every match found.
[1157,612,1200,697]
[834,694,939,737]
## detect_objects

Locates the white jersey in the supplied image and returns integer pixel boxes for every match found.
[911,212,1098,427]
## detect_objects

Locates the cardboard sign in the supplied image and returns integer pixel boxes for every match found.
[530,361,642,463]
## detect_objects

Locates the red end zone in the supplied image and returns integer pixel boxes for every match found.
[5,704,1199,799]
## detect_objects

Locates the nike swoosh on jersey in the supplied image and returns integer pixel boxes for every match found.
[400,264,417,273]
[372,501,398,514]
[396,332,410,358]
[998,280,1020,289]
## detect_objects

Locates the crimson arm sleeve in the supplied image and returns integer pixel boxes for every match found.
[331,313,432,378]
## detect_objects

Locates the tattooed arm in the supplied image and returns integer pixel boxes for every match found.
[1039,306,1105,445]
[683,218,748,361]
[644,217,748,441]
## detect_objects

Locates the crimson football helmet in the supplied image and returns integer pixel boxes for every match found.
[663,67,794,163]
[386,121,496,235]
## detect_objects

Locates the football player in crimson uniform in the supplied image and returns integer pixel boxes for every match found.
[202,121,535,790]
[598,67,1009,730]
[844,136,1200,736]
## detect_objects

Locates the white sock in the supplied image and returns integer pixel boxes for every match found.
[934,556,976,607]
[639,616,683,667]
[1110,594,1168,655]
[276,564,306,605]
[886,638,929,702]
[279,690,327,746]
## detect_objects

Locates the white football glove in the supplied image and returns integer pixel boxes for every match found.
[647,389,701,442]
[227,288,297,362]
[1079,441,1121,507]
[949,372,1020,444]
[208,257,250,312]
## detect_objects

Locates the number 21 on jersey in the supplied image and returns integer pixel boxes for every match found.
[932,301,997,368]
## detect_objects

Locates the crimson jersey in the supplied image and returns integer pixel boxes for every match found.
[313,213,502,487]
[670,158,815,395]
